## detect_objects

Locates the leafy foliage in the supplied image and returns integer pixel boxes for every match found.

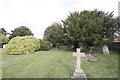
[0,33,9,48]
[62,10,117,51]
[103,11,117,38]
[0,33,9,44]
[43,22,64,47]
[115,17,120,36]
[39,39,51,51]
[9,26,33,39]
[0,28,7,36]
[6,36,40,55]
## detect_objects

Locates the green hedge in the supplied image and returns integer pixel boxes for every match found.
[0,33,9,48]
[6,36,40,55]
[39,39,51,51]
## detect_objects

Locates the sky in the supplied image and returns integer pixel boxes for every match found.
[0,0,119,39]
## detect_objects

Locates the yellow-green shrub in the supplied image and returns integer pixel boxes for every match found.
[6,36,40,55]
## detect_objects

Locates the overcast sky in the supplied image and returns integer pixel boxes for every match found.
[0,0,119,39]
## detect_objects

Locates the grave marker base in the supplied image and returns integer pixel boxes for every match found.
[71,69,87,79]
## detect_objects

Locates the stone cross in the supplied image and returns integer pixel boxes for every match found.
[72,48,87,78]
[75,48,81,73]
[73,52,85,58]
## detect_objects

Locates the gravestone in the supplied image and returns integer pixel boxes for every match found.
[72,48,87,79]
[3,44,6,48]
[102,45,110,54]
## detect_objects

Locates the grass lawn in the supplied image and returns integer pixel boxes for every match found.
[0,48,118,78]
[82,50,118,78]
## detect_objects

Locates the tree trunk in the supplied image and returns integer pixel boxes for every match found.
[73,41,79,52]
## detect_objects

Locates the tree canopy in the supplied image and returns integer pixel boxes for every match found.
[9,26,33,39]
[43,22,64,47]
[61,10,117,51]
[0,28,7,36]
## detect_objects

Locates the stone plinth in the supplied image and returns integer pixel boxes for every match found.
[72,69,87,79]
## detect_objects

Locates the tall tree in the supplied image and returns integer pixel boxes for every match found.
[62,11,85,50]
[9,26,33,39]
[0,28,7,36]
[62,10,117,51]
[102,11,117,38]
[115,17,120,36]
[43,22,64,47]
[99,11,118,45]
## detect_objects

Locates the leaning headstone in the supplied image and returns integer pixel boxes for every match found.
[71,48,87,79]
[3,44,6,48]
[102,45,110,54]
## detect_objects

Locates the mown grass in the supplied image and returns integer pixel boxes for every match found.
[0,48,118,78]
[82,50,118,78]
[1,48,75,78]
[0,48,2,79]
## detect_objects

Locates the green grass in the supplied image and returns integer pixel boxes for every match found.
[0,48,2,79]
[82,50,118,78]
[0,48,118,78]
[1,48,75,78]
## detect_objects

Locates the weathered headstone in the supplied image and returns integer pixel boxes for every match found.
[3,44,6,48]
[102,45,110,54]
[72,48,87,79]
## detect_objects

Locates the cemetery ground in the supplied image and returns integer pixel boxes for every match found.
[0,47,118,78]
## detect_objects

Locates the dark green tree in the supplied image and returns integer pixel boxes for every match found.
[62,11,85,50]
[99,11,118,46]
[43,22,64,47]
[102,12,117,37]
[0,28,7,36]
[9,26,33,39]
[115,17,120,36]
[62,10,117,51]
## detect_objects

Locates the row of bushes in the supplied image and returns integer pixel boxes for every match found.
[39,39,51,51]
[5,36,51,55]
[0,33,9,48]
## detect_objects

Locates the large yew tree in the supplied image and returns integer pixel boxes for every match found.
[62,10,117,51]
[43,22,64,47]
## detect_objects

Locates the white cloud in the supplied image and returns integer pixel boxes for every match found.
[0,0,119,39]
[74,0,119,16]
[0,0,68,38]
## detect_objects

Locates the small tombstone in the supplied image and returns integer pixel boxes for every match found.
[102,45,110,54]
[3,44,6,48]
